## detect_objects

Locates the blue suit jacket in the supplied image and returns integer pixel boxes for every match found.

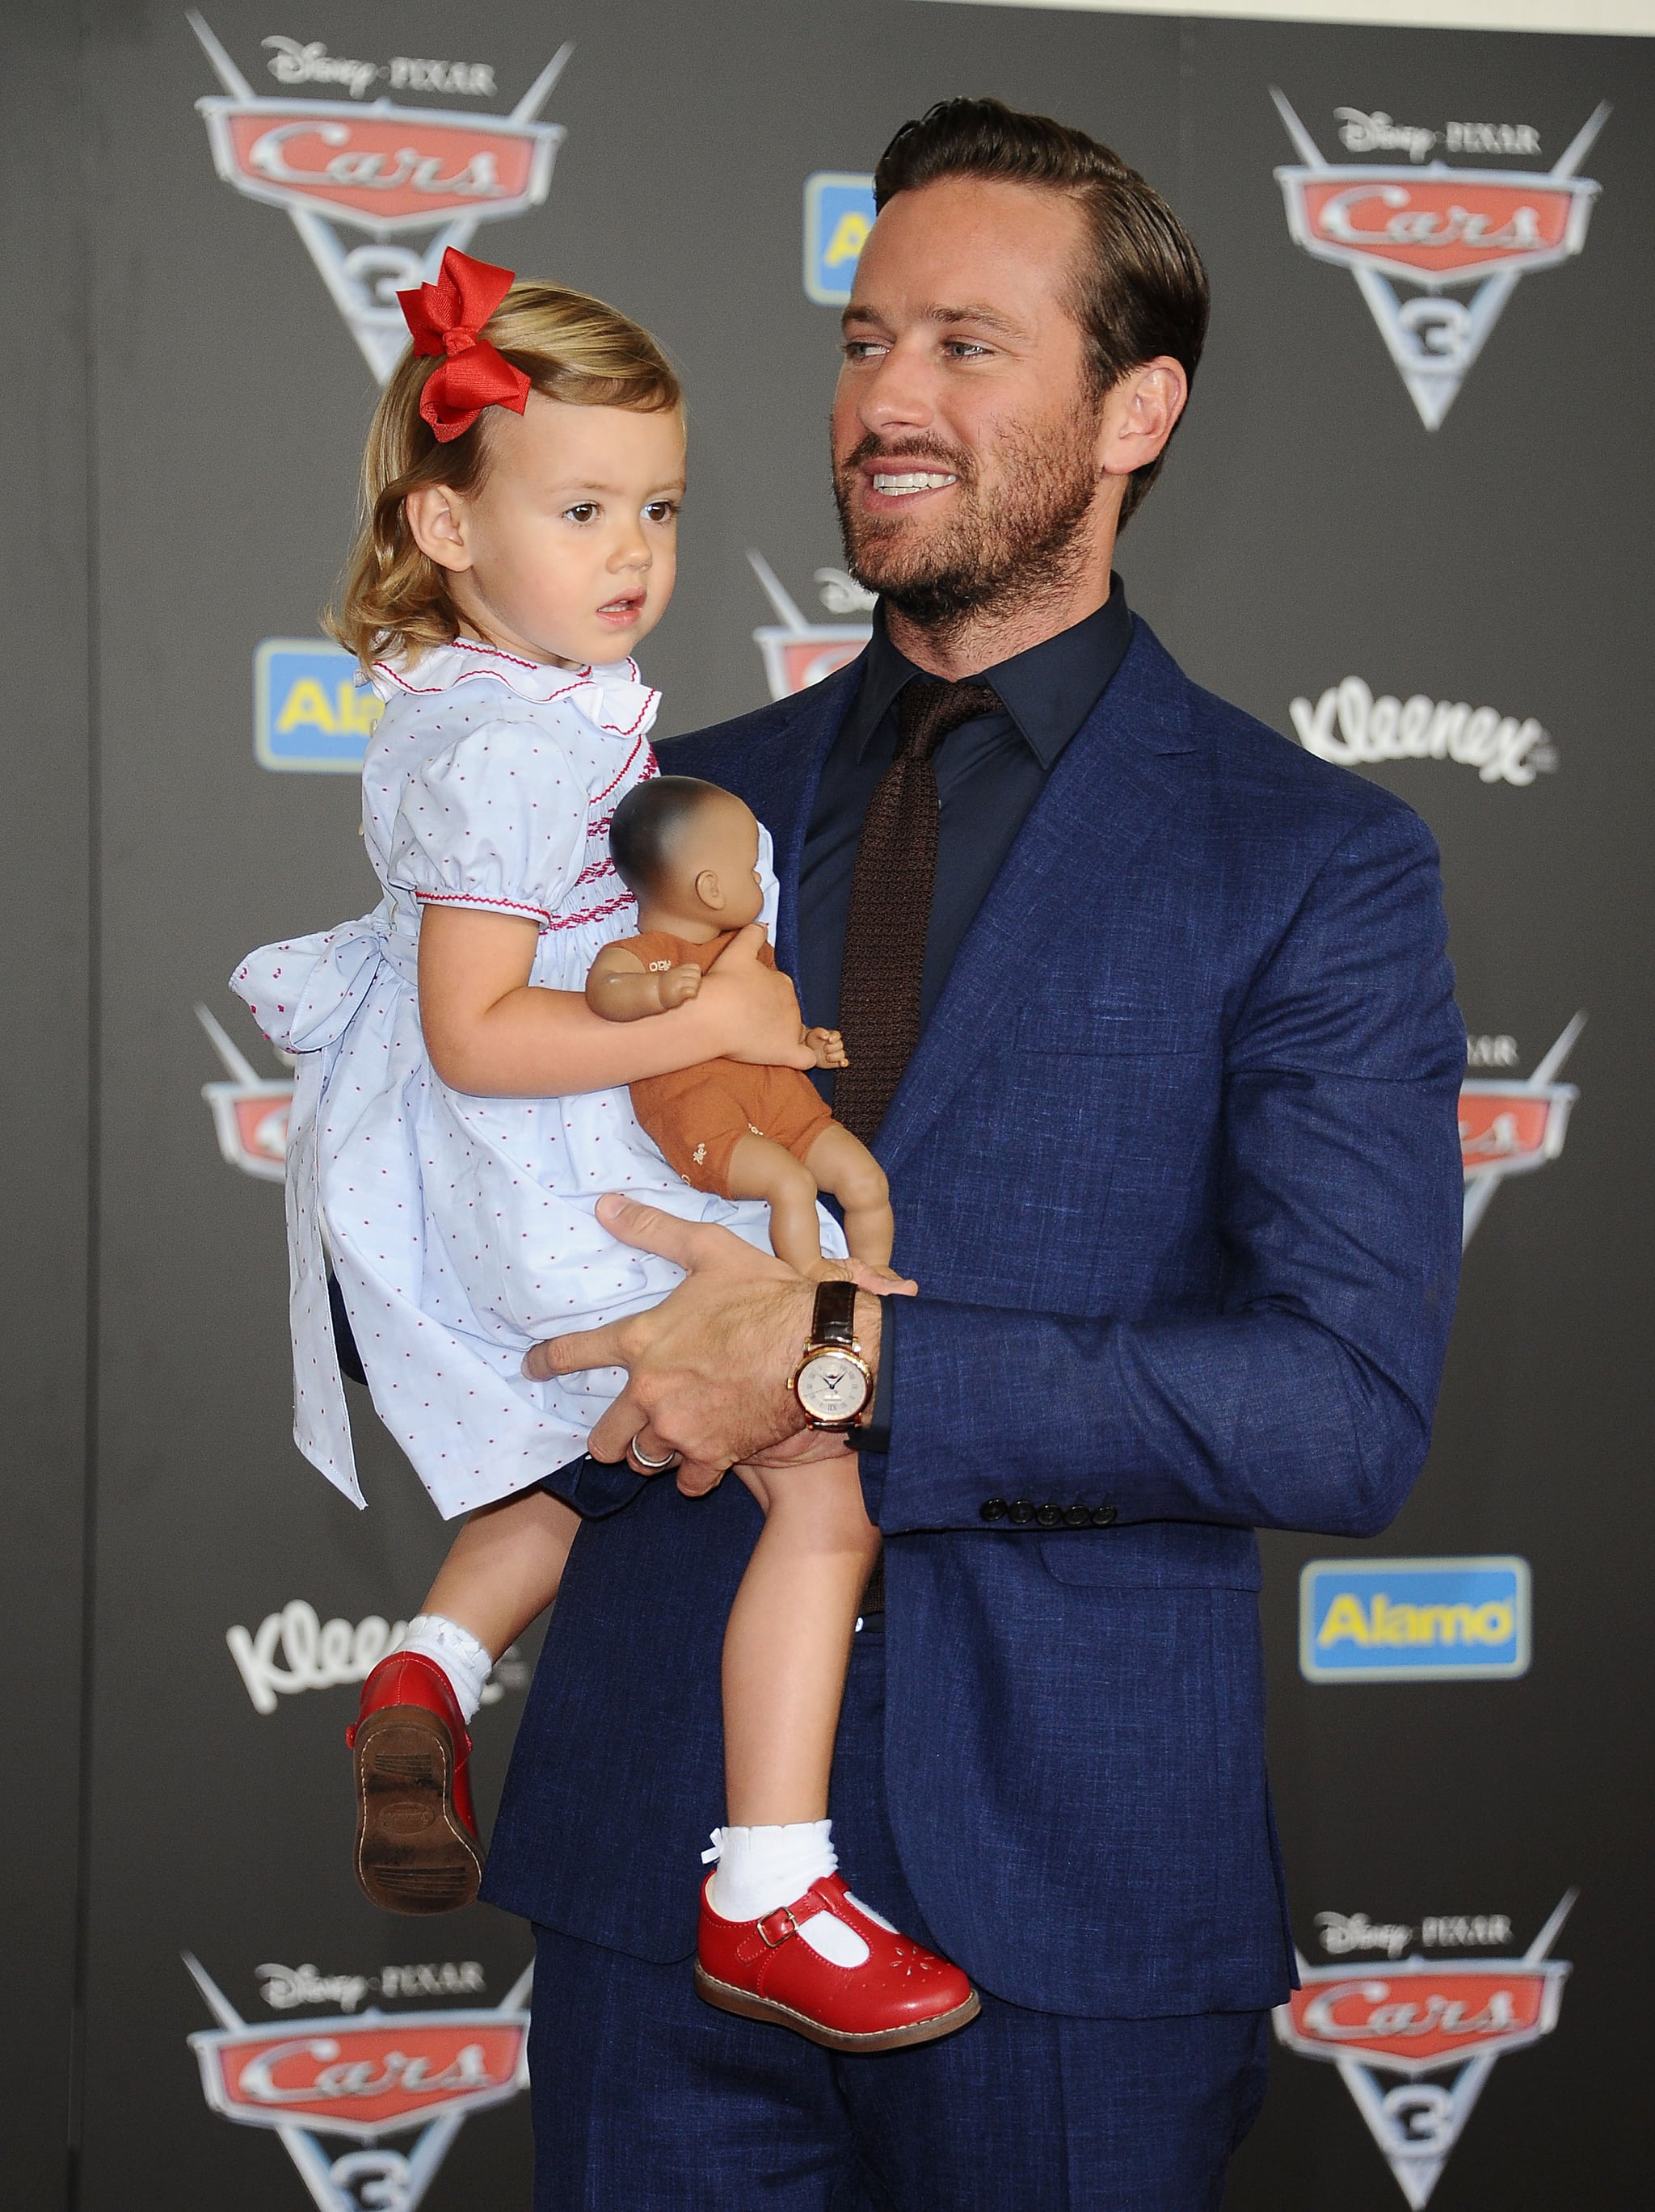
[483,619,1464,2017]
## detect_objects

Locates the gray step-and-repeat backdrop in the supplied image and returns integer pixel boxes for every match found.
[5,2,1649,2206]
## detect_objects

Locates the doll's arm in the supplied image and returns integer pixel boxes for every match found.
[418,909,805,1098]
[586,943,706,1023]
[803,1026,849,1069]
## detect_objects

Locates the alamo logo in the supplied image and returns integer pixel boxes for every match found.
[1273,90,1607,428]
[257,637,383,773]
[188,11,570,381]
[1299,1557,1531,1684]
[1275,1892,1575,2207]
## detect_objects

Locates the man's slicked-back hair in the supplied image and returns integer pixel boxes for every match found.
[609,776,726,901]
[873,98,1209,526]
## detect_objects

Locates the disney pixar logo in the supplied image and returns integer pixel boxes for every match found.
[186,1952,532,2212]
[188,11,570,381]
[1276,1892,1575,2207]
[748,551,874,700]
[1273,90,1607,428]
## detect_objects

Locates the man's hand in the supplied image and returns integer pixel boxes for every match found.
[522,1193,884,1487]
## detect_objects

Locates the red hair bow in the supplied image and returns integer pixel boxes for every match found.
[397,248,531,444]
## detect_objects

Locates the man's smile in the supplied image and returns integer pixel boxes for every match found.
[856,455,965,514]
[870,469,958,497]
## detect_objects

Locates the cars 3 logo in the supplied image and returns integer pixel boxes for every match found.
[186,1952,532,2212]
[198,1003,293,1180]
[1273,90,1607,427]
[748,551,873,700]
[188,11,570,380]
[1459,1013,1581,1246]
[1276,1892,1574,2207]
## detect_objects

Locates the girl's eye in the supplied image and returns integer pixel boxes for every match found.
[643,500,679,524]
[565,503,600,524]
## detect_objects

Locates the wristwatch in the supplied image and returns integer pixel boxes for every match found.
[790,1280,875,1430]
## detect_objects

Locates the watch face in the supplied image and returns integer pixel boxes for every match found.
[795,1350,870,1424]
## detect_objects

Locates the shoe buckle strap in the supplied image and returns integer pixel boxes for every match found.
[756,1905,799,1949]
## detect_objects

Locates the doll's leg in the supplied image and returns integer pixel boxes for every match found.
[351,1487,579,1916]
[699,1460,979,2047]
[802,1124,896,1269]
[721,1453,880,1822]
[725,1132,827,1276]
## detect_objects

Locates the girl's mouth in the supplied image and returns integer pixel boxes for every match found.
[596,592,645,625]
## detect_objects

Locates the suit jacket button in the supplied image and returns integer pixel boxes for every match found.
[980,1498,1009,1522]
[1009,1500,1035,1525]
[1064,1503,1091,1528]
[1092,1503,1118,1528]
[1035,1503,1062,1529]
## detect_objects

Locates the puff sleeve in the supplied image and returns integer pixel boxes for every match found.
[387,722,585,929]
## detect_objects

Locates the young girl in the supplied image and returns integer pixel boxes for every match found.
[233,251,977,2054]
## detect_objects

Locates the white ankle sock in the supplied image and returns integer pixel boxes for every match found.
[397,1614,492,1723]
[705,1821,836,1922]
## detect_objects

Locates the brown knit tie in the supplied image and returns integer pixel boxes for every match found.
[834,678,1000,1143]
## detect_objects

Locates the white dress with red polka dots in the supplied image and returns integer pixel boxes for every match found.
[233,638,840,1518]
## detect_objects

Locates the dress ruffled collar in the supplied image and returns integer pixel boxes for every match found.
[371,637,659,738]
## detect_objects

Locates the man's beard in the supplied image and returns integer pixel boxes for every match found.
[832,404,1103,637]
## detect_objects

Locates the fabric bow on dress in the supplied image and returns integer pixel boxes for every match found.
[397,246,531,443]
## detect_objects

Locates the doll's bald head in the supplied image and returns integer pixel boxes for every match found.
[609,776,765,935]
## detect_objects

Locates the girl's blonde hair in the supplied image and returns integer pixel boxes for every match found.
[329,282,682,670]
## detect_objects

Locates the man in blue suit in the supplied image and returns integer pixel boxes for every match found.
[486,98,1463,2208]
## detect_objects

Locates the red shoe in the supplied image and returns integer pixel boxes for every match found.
[695,1873,980,2052]
[347,1654,483,1915]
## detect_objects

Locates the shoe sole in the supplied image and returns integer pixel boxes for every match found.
[694,1966,981,2052]
[353,1705,483,1916]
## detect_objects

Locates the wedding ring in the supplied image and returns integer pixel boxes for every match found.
[629,1431,680,1472]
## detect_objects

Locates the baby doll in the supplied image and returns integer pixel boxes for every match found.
[587,775,900,1281]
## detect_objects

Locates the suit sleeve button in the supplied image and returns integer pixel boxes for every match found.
[1009,1500,1036,1525]
[1092,1503,1118,1528]
[1034,1503,1062,1528]
[980,1498,1009,1522]
[1064,1503,1091,1528]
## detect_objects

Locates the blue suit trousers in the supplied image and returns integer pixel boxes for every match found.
[525,1617,1270,2211]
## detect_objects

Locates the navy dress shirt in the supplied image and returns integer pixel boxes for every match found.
[796,578,1135,1067]
[797,580,1135,1447]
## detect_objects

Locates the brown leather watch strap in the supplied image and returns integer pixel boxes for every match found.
[810,1278,858,1349]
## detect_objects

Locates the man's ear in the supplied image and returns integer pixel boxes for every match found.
[693,866,726,913]
[405,484,474,573]
[1097,356,1189,482]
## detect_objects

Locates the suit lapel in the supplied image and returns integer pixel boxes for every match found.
[762,661,862,978]
[874,623,1200,1180]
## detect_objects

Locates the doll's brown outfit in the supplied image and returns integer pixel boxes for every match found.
[621,930,836,1198]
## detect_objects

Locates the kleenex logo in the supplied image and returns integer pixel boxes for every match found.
[1299,1556,1531,1683]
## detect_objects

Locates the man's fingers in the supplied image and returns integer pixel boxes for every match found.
[522,1318,630,1381]
[828,1258,919,1297]
[588,1386,650,1466]
[594,1192,794,1281]
[740,1428,856,1470]
[675,1457,726,1498]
